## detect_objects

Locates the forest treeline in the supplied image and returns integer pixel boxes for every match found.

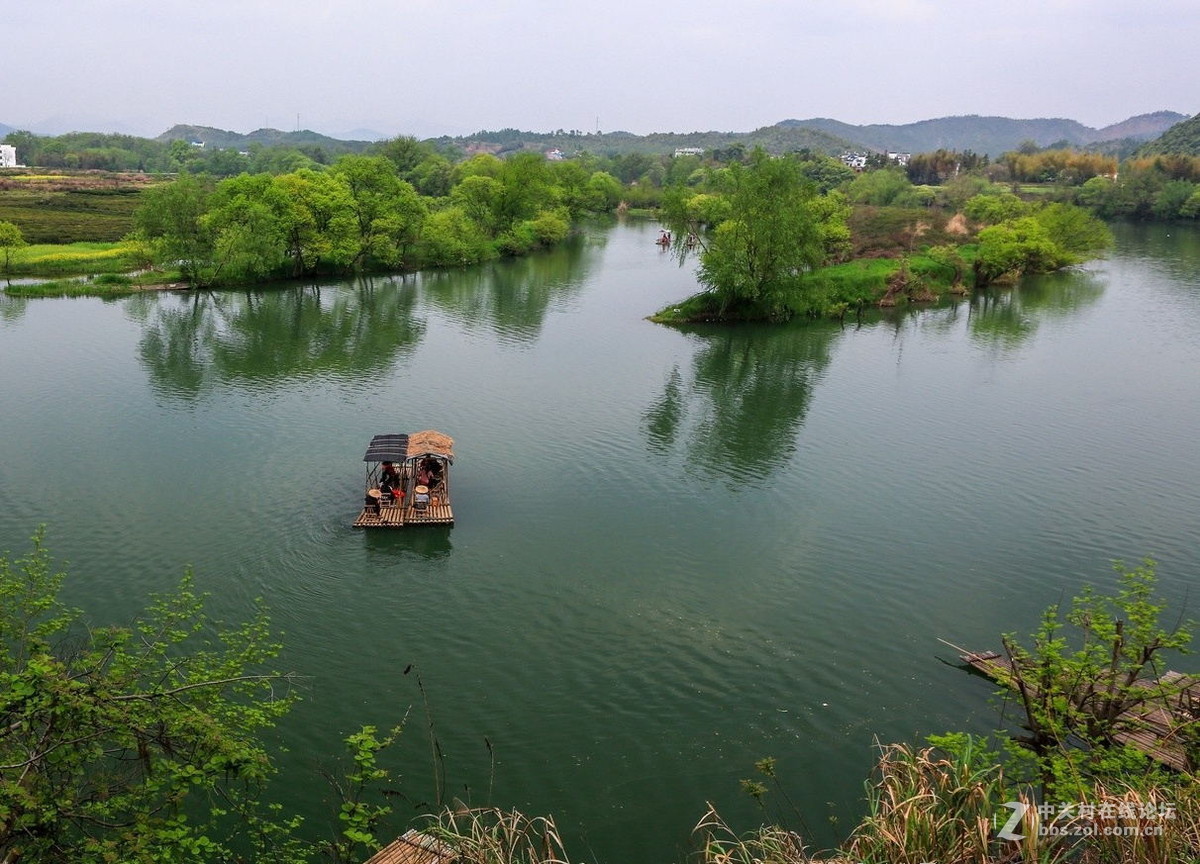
[127,145,627,285]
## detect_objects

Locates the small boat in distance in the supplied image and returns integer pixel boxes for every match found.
[353,430,455,528]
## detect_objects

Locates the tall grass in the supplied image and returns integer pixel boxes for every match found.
[693,803,825,864]
[421,807,574,864]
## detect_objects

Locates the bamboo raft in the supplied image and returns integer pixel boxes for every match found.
[353,500,455,528]
[363,830,456,864]
[959,648,1200,772]
[353,431,455,529]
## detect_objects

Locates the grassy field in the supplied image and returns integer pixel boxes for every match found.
[5,240,137,276]
[0,170,160,244]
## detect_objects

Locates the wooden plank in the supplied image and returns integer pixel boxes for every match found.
[353,503,454,528]
[363,829,456,864]
[958,647,1198,772]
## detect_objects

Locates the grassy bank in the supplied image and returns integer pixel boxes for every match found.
[2,273,147,298]
[649,247,977,324]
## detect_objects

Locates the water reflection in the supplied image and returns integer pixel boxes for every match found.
[969,269,1104,352]
[362,526,453,560]
[0,294,27,324]
[644,322,841,484]
[420,233,597,344]
[135,280,425,399]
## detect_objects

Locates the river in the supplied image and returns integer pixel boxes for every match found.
[1,220,1199,861]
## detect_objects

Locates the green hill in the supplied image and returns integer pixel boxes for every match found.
[1137,113,1200,156]
[155,124,374,154]
[777,112,1187,157]
[430,124,861,158]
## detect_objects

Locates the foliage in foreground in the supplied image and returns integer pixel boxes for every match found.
[697,743,1200,864]
[997,559,1196,795]
[6,531,1197,864]
[0,530,300,863]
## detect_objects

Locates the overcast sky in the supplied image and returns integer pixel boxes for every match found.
[7,0,1197,140]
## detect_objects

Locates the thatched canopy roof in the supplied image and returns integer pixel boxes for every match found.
[406,430,454,461]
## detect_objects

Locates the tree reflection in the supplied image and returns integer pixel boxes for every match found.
[969,269,1104,353]
[419,234,596,344]
[0,294,27,324]
[643,321,841,484]
[136,279,425,399]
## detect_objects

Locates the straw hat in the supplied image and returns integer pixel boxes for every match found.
[415,485,429,494]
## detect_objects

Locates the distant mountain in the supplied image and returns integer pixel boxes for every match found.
[1096,111,1189,141]
[0,122,13,138]
[777,112,1189,157]
[156,124,374,152]
[1136,113,1200,156]
[432,124,861,157]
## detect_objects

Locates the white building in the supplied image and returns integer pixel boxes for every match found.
[673,147,704,158]
[0,144,18,168]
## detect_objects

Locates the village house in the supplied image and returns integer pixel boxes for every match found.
[0,144,19,168]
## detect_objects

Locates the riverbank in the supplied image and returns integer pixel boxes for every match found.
[648,248,975,324]
[651,195,1111,324]
[3,272,185,298]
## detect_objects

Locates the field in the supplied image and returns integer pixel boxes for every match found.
[5,241,138,277]
[0,170,161,244]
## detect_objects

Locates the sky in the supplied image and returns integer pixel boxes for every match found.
[6,0,1198,140]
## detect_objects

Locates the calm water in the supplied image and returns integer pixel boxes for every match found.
[2,221,1199,861]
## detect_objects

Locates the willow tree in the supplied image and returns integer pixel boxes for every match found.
[664,148,844,317]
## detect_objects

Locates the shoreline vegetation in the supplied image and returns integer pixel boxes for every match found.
[4,131,1200,309]
[4,533,1198,863]
[648,149,1114,325]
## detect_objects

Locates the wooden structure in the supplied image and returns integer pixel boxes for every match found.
[958,648,1200,772]
[363,830,456,864]
[353,431,455,529]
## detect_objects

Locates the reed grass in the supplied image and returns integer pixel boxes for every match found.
[693,803,828,864]
[422,806,574,864]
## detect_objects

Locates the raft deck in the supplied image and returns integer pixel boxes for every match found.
[353,500,454,528]
[959,648,1200,772]
[364,830,456,864]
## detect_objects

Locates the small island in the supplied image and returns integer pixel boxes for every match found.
[650,147,1114,325]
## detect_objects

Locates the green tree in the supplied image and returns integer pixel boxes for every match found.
[843,168,913,206]
[1033,202,1112,256]
[0,530,298,863]
[974,217,1066,285]
[665,148,840,315]
[0,221,26,282]
[417,206,492,267]
[998,560,1195,792]
[270,170,357,276]
[964,191,1031,224]
[584,171,623,211]
[1153,179,1198,220]
[331,155,427,270]
[377,135,432,177]
[133,173,216,283]
[204,173,288,283]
